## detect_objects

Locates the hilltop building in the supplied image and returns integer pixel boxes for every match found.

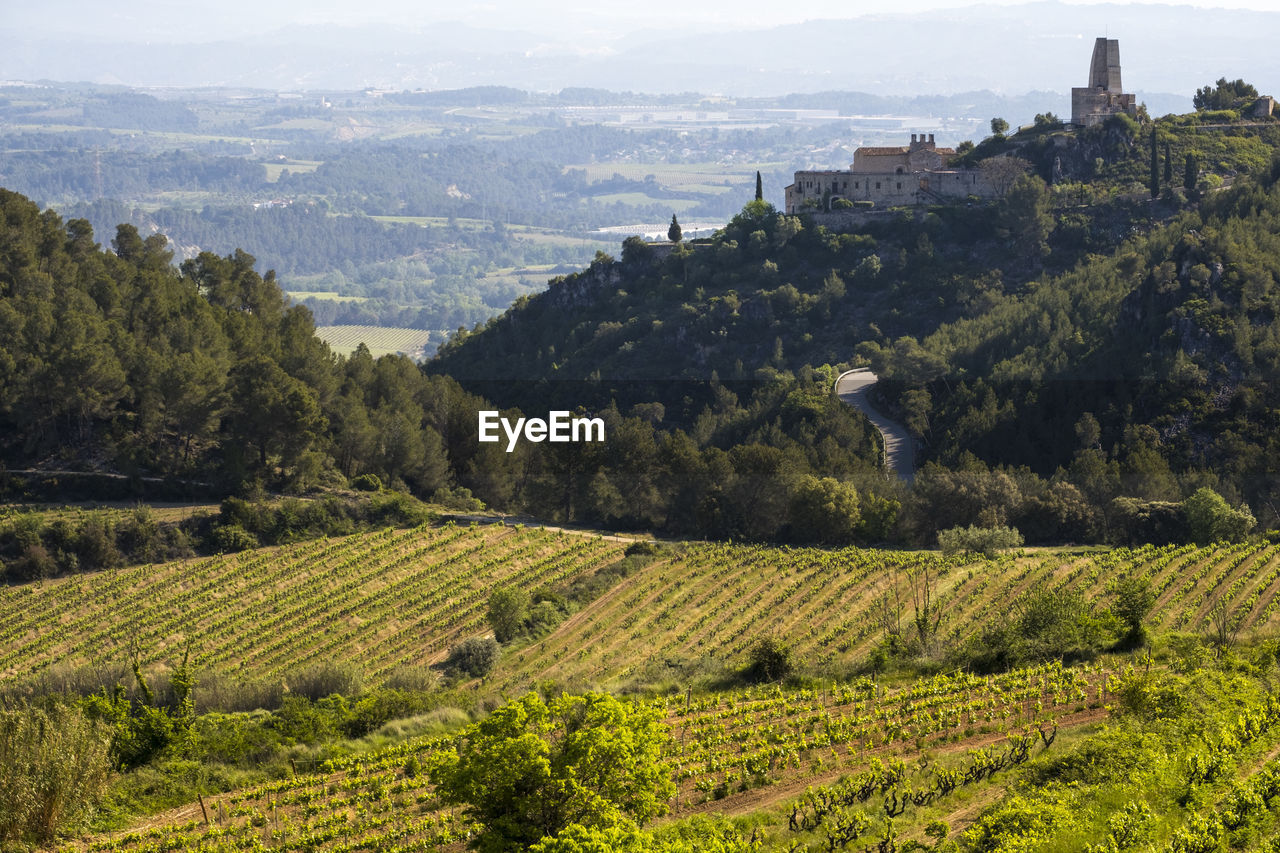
[1070,38,1137,127]
[784,133,994,213]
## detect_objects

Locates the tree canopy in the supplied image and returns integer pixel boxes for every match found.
[431,692,675,852]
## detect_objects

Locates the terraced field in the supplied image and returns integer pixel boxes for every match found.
[63,661,1109,853]
[497,540,1280,692]
[0,523,626,683]
[6,534,1280,692]
[11,531,1280,851]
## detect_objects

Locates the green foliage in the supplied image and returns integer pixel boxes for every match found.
[351,472,383,492]
[529,821,651,852]
[996,173,1053,257]
[990,117,1010,137]
[937,524,1022,558]
[745,637,794,683]
[445,636,501,679]
[668,214,682,243]
[1108,498,1185,546]
[529,817,761,853]
[963,793,1075,851]
[284,661,364,701]
[209,524,259,553]
[1194,77,1260,111]
[1111,668,1189,721]
[788,475,861,544]
[1182,487,1255,544]
[965,587,1103,671]
[1109,574,1155,642]
[0,703,112,846]
[1150,129,1161,199]
[487,587,532,643]
[432,692,675,853]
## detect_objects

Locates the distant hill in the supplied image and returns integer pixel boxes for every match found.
[4,2,1276,99]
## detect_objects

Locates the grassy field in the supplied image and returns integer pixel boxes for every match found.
[262,159,322,182]
[592,192,705,211]
[567,161,783,188]
[285,290,368,304]
[314,325,435,358]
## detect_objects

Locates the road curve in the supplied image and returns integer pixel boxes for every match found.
[834,368,916,483]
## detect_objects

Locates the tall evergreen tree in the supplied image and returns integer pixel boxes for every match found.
[667,214,682,243]
[1184,151,1200,196]
[1149,130,1160,199]
[1163,142,1173,185]
[755,171,763,202]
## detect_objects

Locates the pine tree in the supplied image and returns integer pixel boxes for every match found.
[755,171,763,202]
[667,214,682,243]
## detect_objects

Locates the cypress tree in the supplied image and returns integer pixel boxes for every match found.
[1185,152,1200,196]
[755,171,763,202]
[1163,142,1173,184]
[1149,130,1160,199]
[667,214,682,243]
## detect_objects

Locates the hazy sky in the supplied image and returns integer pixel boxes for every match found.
[8,0,1280,42]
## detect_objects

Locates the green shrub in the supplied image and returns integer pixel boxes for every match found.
[382,665,437,693]
[285,662,363,701]
[431,485,485,511]
[269,695,345,745]
[351,472,383,492]
[445,637,500,679]
[1182,487,1255,545]
[116,506,160,562]
[487,587,531,643]
[75,515,121,570]
[0,703,112,845]
[937,524,1023,558]
[745,637,794,683]
[208,524,259,553]
[189,711,282,764]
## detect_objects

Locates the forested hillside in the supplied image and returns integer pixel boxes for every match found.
[435,109,1280,538]
[869,156,1280,525]
[0,188,481,496]
[0,189,885,545]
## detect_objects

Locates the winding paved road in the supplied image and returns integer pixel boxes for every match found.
[835,368,916,483]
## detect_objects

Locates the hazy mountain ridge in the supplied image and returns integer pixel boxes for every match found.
[3,2,1275,98]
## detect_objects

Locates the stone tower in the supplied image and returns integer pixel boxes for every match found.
[1071,38,1137,127]
[1087,38,1122,92]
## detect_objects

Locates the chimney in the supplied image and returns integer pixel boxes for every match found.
[910,133,917,143]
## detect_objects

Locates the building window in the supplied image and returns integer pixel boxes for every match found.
[875,182,880,189]
[897,182,902,189]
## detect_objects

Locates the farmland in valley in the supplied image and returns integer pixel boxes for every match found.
[314,325,436,359]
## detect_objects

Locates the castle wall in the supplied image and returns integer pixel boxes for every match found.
[785,167,993,213]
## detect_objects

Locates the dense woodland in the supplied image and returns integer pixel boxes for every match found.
[0,188,887,558]
[434,105,1280,541]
